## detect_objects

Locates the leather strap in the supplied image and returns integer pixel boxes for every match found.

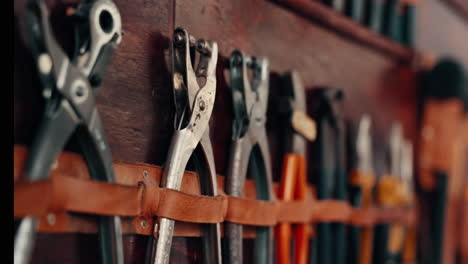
[14,146,417,237]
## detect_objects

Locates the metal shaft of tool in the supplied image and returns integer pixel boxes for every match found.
[431,171,448,264]
[249,148,273,264]
[152,130,195,264]
[196,133,222,264]
[225,139,250,264]
[334,122,347,264]
[348,184,362,264]
[14,100,77,264]
[317,122,333,264]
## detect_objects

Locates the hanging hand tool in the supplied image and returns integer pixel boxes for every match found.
[401,0,416,46]
[324,0,346,14]
[224,50,274,264]
[147,27,221,264]
[419,58,467,264]
[364,0,384,32]
[14,1,123,264]
[312,88,347,264]
[347,115,375,264]
[382,0,400,39]
[346,0,365,23]
[401,140,417,264]
[276,72,316,264]
[374,122,405,264]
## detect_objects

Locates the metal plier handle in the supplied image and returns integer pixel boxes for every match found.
[148,27,221,264]
[224,50,274,264]
[14,1,123,264]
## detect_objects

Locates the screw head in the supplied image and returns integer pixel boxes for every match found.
[173,32,185,47]
[47,213,56,226]
[38,53,53,75]
[140,220,147,229]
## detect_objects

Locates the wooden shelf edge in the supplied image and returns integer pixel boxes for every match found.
[275,0,417,63]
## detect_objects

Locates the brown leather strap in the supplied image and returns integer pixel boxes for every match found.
[349,207,379,227]
[14,145,417,236]
[277,200,314,223]
[312,200,352,223]
[225,196,278,226]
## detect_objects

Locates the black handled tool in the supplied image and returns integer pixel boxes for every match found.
[312,88,347,264]
[419,58,467,264]
[14,1,124,264]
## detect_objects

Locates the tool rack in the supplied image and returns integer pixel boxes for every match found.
[13,0,468,263]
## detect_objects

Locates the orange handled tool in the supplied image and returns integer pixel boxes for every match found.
[277,154,309,264]
[275,71,316,264]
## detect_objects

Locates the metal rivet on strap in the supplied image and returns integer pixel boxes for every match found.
[47,213,56,226]
[140,220,147,229]
[52,160,59,170]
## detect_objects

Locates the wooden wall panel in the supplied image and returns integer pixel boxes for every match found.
[16,0,465,262]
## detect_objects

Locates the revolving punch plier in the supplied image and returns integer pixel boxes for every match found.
[224,50,275,264]
[146,27,222,264]
[14,1,124,264]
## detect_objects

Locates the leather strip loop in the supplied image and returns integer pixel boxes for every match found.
[13,146,419,232]
[156,189,227,223]
[277,199,314,223]
[349,207,379,227]
[312,200,352,223]
[225,196,278,226]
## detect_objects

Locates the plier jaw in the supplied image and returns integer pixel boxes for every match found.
[172,27,217,138]
[229,50,270,140]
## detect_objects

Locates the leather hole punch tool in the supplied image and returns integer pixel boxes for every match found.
[224,50,275,264]
[310,87,347,264]
[276,72,316,264]
[14,1,123,264]
[147,27,221,264]
[374,122,406,264]
[348,114,376,264]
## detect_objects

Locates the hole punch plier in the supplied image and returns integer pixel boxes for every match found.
[147,27,221,264]
[14,1,124,264]
[224,50,274,264]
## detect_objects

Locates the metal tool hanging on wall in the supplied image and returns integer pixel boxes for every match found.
[312,87,347,264]
[224,50,275,264]
[347,114,375,264]
[14,1,123,264]
[373,122,405,264]
[276,71,316,264]
[147,27,221,264]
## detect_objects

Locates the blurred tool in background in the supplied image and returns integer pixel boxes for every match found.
[419,58,467,264]
[382,0,400,41]
[347,115,375,264]
[311,88,347,264]
[324,0,346,14]
[401,140,417,264]
[373,122,403,264]
[276,72,316,264]
[364,0,384,32]
[224,51,274,264]
[400,0,416,46]
[346,0,365,22]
